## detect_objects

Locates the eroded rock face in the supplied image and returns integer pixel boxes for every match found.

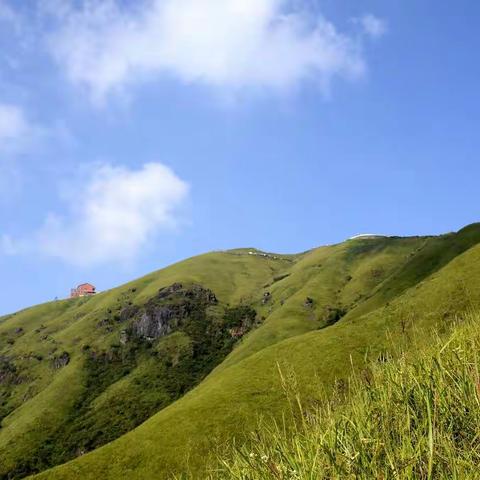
[118,305,140,323]
[157,282,183,299]
[52,352,70,369]
[131,284,217,341]
[133,307,182,339]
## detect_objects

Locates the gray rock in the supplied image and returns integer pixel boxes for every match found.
[118,304,140,322]
[131,284,217,341]
[52,351,70,369]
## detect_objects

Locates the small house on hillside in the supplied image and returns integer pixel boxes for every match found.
[70,283,96,298]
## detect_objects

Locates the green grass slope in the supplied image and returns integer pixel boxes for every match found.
[17,224,480,480]
[208,313,480,479]
[0,252,292,478]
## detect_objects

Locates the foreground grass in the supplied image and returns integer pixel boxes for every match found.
[207,315,480,480]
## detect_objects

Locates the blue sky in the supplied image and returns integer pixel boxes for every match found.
[0,0,479,314]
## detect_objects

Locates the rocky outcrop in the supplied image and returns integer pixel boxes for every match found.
[133,307,182,340]
[131,284,217,341]
[52,352,70,369]
[156,283,217,304]
[157,282,183,299]
[118,305,140,323]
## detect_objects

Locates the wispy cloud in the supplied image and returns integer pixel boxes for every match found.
[17,162,189,266]
[44,0,371,104]
[358,14,388,39]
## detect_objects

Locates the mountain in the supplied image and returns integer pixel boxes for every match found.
[1,223,480,479]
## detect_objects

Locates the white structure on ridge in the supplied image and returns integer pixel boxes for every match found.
[348,234,388,240]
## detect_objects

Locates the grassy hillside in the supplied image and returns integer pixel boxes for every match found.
[1,224,479,479]
[0,252,291,478]
[207,313,480,479]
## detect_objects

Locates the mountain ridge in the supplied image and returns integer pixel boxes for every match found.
[0,223,479,479]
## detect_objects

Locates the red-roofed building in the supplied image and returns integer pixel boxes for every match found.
[70,283,96,298]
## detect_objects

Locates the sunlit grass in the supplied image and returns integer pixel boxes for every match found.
[207,315,480,479]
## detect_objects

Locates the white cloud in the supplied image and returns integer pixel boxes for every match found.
[0,103,31,154]
[359,14,387,39]
[45,0,369,103]
[34,162,189,266]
